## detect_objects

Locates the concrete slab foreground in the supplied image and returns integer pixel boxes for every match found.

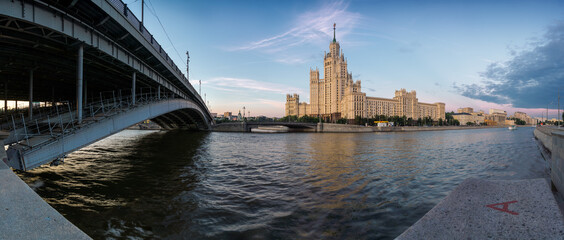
[0,161,91,239]
[397,178,564,239]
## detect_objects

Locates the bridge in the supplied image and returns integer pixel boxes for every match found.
[212,121,319,132]
[0,0,214,171]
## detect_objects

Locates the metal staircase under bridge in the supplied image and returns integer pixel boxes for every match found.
[3,90,211,171]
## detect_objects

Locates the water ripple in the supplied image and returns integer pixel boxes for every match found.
[17,127,547,239]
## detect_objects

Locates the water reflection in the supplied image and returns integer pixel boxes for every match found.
[19,130,209,239]
[18,127,548,239]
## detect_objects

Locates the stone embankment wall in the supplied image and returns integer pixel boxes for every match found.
[212,122,247,132]
[534,127,564,199]
[212,123,505,133]
[320,123,373,133]
[534,126,554,152]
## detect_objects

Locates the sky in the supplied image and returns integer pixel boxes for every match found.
[126,0,564,118]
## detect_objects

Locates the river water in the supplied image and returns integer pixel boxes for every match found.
[18,127,548,239]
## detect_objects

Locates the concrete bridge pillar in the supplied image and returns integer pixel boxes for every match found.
[28,69,33,119]
[84,79,87,106]
[132,71,136,104]
[76,44,83,123]
[158,85,160,99]
[4,82,7,121]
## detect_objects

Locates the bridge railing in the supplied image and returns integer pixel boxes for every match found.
[4,89,177,149]
[104,0,212,118]
[106,0,189,89]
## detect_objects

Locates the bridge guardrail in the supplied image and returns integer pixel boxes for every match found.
[106,0,189,89]
[104,0,209,116]
[4,89,177,150]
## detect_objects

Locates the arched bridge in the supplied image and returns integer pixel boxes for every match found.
[0,0,214,170]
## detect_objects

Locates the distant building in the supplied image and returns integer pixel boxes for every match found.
[486,109,507,125]
[285,24,445,121]
[223,112,232,118]
[452,113,485,125]
[489,109,506,115]
[512,111,537,125]
[458,107,473,114]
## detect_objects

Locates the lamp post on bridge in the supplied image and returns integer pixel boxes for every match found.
[558,89,561,128]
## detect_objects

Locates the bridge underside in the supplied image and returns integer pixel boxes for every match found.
[6,98,209,171]
[1,1,214,171]
[0,0,211,123]
[0,15,167,103]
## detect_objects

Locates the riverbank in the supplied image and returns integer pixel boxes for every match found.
[398,126,564,238]
[0,133,90,239]
[212,122,507,133]
[0,162,90,239]
[534,126,564,198]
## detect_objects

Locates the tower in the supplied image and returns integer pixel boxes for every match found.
[310,67,321,115]
[322,23,352,116]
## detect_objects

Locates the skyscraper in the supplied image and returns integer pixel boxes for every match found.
[286,24,445,121]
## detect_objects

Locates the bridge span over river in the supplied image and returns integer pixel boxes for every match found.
[0,0,214,171]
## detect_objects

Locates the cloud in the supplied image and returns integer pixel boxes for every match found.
[232,1,362,53]
[257,99,285,108]
[203,77,304,95]
[456,21,564,108]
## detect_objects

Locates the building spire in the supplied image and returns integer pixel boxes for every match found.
[333,23,336,42]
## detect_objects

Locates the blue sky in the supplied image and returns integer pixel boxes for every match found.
[128,0,564,118]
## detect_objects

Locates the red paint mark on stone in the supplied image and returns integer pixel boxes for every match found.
[485,200,519,215]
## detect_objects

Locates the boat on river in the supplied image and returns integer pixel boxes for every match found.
[508,125,517,130]
[251,126,289,133]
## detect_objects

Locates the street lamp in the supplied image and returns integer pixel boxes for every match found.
[558,88,561,128]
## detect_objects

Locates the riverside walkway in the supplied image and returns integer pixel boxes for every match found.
[397,178,564,239]
[0,160,90,239]
[399,126,564,239]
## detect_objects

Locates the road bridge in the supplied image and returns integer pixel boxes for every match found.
[0,0,214,171]
[212,122,318,132]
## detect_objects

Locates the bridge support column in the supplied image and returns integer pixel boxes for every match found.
[28,69,33,119]
[157,85,160,99]
[76,44,83,123]
[84,79,87,106]
[4,82,7,121]
[132,72,136,104]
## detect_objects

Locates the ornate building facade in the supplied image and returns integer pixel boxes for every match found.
[285,24,445,121]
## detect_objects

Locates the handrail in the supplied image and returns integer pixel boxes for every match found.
[105,0,189,87]
[4,89,178,149]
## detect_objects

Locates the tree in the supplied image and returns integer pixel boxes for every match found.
[438,118,443,126]
[445,111,455,126]
[453,119,460,126]
[513,118,526,125]
[278,115,298,122]
[354,115,362,125]
[466,122,474,126]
